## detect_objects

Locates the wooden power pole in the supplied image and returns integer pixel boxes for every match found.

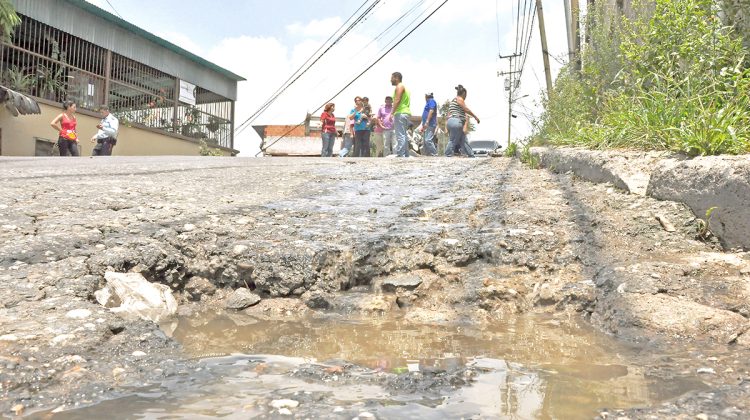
[535,0,553,98]
[563,0,574,64]
[498,53,522,146]
[571,0,582,71]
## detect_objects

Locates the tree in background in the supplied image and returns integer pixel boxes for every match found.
[0,0,20,43]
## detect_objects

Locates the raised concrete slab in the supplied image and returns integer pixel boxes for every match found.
[530,147,750,250]
[530,147,667,195]
[647,156,750,250]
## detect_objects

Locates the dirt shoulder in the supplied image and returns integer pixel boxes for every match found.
[1,156,748,417]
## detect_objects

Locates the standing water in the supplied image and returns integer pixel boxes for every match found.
[41,312,704,419]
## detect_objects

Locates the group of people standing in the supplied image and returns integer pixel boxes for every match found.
[50,100,120,156]
[320,71,480,158]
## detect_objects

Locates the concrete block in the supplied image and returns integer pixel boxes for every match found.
[530,147,665,195]
[647,156,750,250]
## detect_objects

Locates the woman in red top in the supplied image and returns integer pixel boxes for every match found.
[50,101,80,156]
[320,103,337,157]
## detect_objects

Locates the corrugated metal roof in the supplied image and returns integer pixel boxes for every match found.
[11,0,245,100]
[62,0,245,82]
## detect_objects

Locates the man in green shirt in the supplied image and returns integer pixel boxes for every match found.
[389,72,411,157]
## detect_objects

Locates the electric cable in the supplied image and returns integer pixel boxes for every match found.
[236,0,379,133]
[517,3,537,80]
[235,0,380,134]
[256,0,451,156]
[104,0,124,19]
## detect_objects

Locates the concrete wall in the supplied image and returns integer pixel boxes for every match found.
[265,136,342,157]
[530,147,750,251]
[0,101,231,156]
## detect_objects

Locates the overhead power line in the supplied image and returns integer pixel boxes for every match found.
[302,0,429,97]
[235,0,381,135]
[517,3,537,80]
[257,0,451,156]
[104,0,124,19]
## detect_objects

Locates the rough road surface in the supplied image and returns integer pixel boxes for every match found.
[1,156,749,417]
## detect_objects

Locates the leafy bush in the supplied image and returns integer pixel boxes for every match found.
[199,139,223,156]
[538,0,750,156]
[505,142,518,157]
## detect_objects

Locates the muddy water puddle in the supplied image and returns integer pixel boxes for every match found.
[44,313,704,419]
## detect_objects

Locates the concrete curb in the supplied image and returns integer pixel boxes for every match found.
[529,147,750,250]
[647,156,750,250]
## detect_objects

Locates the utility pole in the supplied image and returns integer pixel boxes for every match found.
[499,53,522,146]
[571,0,582,71]
[563,0,574,64]
[536,0,553,98]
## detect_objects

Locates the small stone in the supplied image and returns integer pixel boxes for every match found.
[271,399,300,409]
[112,367,126,377]
[368,208,378,214]
[0,334,19,342]
[95,244,106,250]
[443,239,460,246]
[358,412,376,419]
[54,355,86,365]
[650,273,661,279]
[696,367,715,374]
[2,225,18,231]
[508,228,528,237]
[51,334,76,345]
[232,245,248,255]
[183,224,196,232]
[65,309,92,319]
[333,407,345,413]
[131,351,147,358]
[695,414,709,420]
[278,408,292,416]
[225,288,261,310]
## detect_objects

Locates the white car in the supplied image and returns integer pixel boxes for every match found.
[468,140,502,157]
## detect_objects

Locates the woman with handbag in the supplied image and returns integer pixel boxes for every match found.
[50,100,80,157]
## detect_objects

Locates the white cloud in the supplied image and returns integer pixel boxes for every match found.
[206,36,293,156]
[156,31,205,56]
[286,17,343,38]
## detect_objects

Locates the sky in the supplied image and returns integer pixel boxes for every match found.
[84,0,572,156]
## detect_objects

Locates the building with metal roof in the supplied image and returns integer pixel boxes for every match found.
[0,0,245,156]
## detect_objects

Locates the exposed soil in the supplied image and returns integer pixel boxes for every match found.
[1,156,748,418]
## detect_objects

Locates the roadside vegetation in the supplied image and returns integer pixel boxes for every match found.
[534,0,750,156]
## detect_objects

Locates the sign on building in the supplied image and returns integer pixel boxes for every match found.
[178,80,197,106]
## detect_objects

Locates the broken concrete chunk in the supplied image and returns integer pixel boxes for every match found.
[100,272,178,323]
[225,288,261,310]
[381,274,423,292]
